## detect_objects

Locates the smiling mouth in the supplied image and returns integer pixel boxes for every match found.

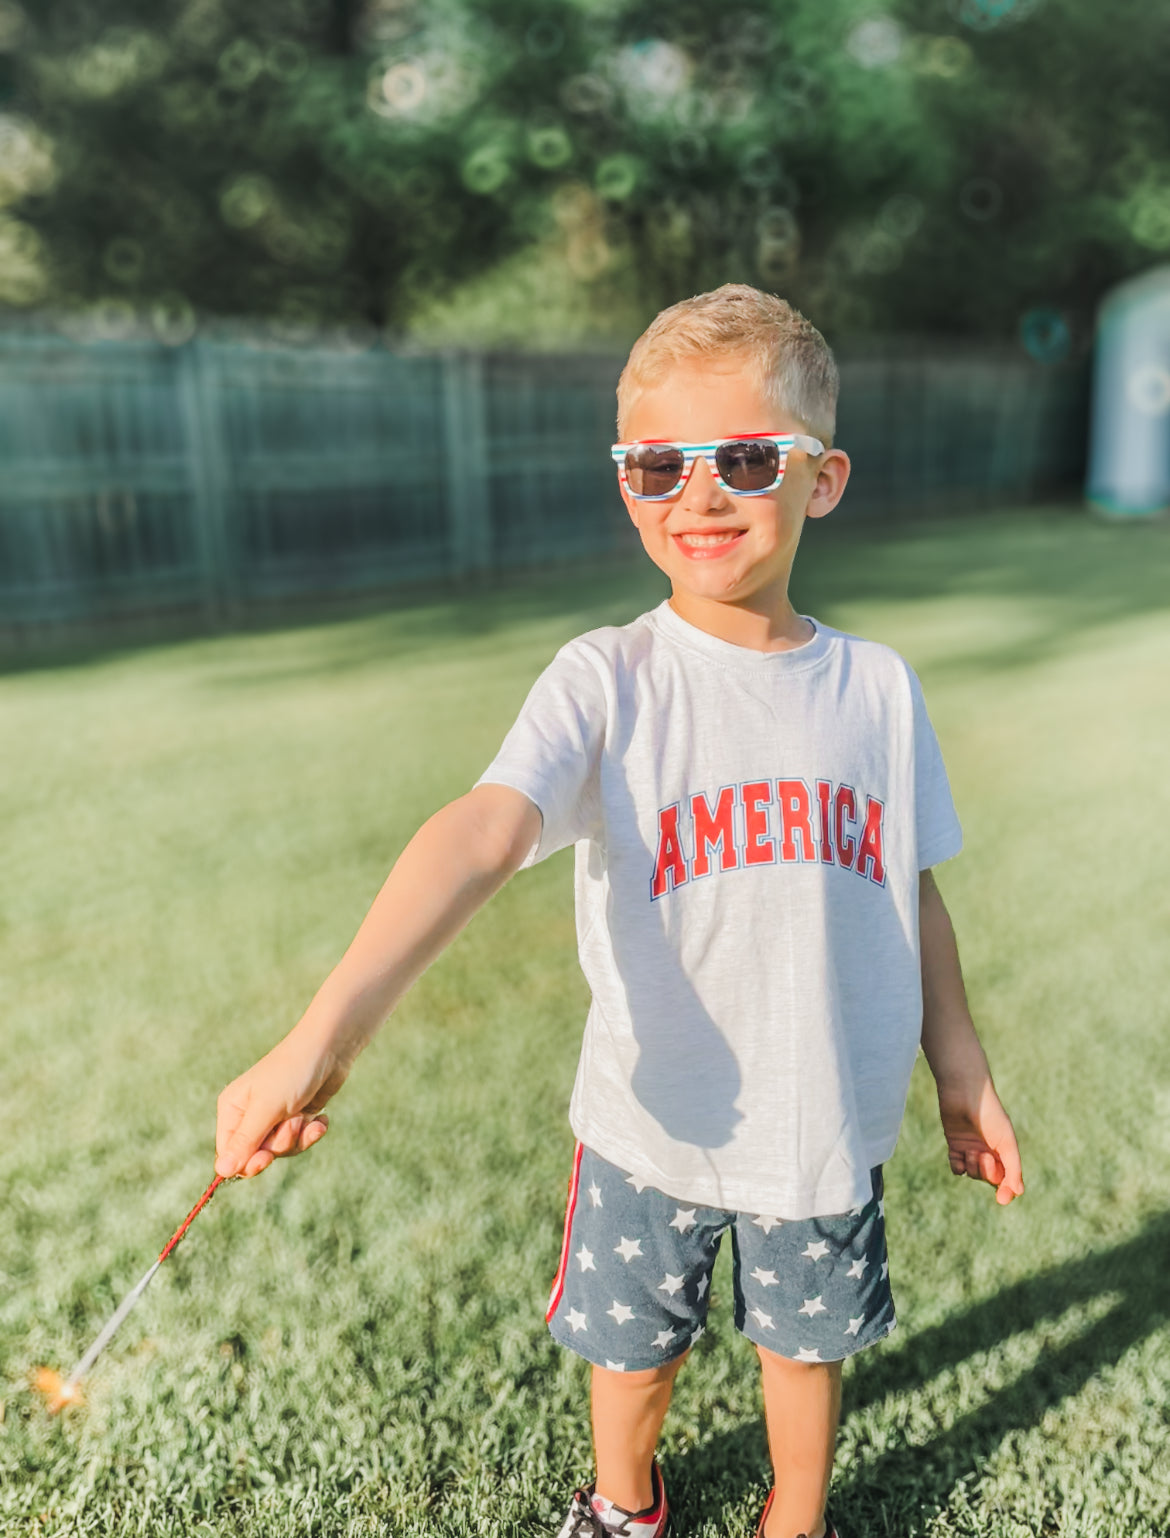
[674,530,746,548]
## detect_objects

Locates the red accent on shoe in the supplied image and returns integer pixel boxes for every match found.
[594,1460,668,1534]
[755,1490,837,1538]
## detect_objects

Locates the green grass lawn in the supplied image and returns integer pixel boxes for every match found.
[3,507,1170,1538]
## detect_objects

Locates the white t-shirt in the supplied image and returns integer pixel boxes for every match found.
[475,599,962,1219]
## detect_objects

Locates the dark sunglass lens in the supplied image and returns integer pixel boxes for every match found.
[626,445,685,496]
[716,440,780,491]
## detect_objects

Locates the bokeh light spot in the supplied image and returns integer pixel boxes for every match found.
[526,20,565,58]
[560,74,615,115]
[219,173,277,229]
[150,293,198,346]
[462,145,511,195]
[527,124,573,170]
[595,154,640,201]
[1019,307,1070,364]
[959,176,1002,221]
[1126,364,1170,417]
[739,146,781,190]
[0,0,27,51]
[380,62,427,116]
[218,38,264,91]
[266,39,308,82]
[103,235,144,285]
[846,16,904,68]
[877,194,925,240]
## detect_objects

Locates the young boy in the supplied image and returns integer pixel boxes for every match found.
[214,284,1024,1538]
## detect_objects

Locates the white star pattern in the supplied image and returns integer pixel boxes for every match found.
[751,1214,782,1234]
[576,1245,595,1272]
[848,1201,866,1217]
[696,1272,710,1299]
[878,1198,885,1219]
[669,1207,697,1233]
[653,1329,676,1350]
[625,1174,650,1193]
[796,1347,823,1363]
[881,1259,889,1280]
[847,1257,867,1280]
[614,1236,644,1263]
[750,1267,779,1288]
[798,1295,828,1318]
[691,1325,705,1343]
[605,1360,626,1372]
[802,1240,831,1261]
[749,1307,775,1331]
[845,1316,864,1336]
[565,1308,588,1333]
[607,1301,635,1326]
[588,1183,603,1208]
[658,1273,685,1297]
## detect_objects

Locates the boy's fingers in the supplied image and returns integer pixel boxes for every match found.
[299,1116,329,1152]
[241,1149,275,1179]
[995,1130,1025,1202]
[262,1115,305,1156]
[216,1096,285,1177]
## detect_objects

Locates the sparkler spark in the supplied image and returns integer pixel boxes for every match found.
[32,1367,84,1414]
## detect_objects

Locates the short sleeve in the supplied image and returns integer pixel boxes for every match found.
[907,667,963,869]
[474,642,606,868]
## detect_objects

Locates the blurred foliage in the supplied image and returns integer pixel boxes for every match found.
[0,0,1168,347]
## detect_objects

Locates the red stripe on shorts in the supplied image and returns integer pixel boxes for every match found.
[546,1140,585,1323]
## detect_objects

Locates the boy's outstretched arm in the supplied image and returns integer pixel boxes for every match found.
[214,783,541,1180]
[918,868,1025,1206]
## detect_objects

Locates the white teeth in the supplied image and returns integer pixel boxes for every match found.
[679,532,741,547]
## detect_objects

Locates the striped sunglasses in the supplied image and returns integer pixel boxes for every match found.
[612,433,825,500]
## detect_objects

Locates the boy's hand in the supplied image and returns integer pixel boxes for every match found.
[215,1032,351,1179]
[937,1077,1025,1205]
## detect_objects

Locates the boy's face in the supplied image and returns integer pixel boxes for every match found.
[617,356,850,622]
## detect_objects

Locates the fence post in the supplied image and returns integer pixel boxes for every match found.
[441,350,493,578]
[177,340,238,625]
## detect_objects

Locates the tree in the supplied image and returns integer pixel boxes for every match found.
[3,0,1167,350]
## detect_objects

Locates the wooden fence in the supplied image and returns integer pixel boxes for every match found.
[0,329,1089,638]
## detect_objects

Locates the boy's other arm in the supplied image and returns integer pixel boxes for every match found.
[919,868,1025,1206]
[215,783,541,1179]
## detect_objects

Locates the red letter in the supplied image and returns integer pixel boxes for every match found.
[816,779,835,864]
[651,804,688,898]
[741,781,776,865]
[777,778,815,862]
[834,785,857,870]
[691,787,737,878]
[855,796,886,884]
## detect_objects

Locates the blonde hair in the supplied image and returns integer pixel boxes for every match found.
[616,284,838,447]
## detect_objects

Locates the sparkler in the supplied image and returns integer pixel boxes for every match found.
[33,1172,237,1413]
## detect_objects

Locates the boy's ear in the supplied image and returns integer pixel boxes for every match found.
[804,448,851,521]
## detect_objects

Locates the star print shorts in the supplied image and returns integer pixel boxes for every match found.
[545,1143,895,1371]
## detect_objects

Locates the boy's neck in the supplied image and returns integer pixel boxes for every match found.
[667,589,814,653]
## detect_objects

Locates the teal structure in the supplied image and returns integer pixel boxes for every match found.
[1087,265,1170,519]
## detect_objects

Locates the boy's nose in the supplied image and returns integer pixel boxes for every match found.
[677,454,732,511]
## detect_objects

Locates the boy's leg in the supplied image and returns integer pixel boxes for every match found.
[756,1345,841,1538]
[592,1352,688,1512]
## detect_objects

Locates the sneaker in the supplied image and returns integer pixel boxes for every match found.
[554,1460,672,1538]
[755,1488,839,1538]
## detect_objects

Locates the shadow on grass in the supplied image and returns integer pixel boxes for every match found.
[669,1210,1170,1536]
[4,506,1169,683]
